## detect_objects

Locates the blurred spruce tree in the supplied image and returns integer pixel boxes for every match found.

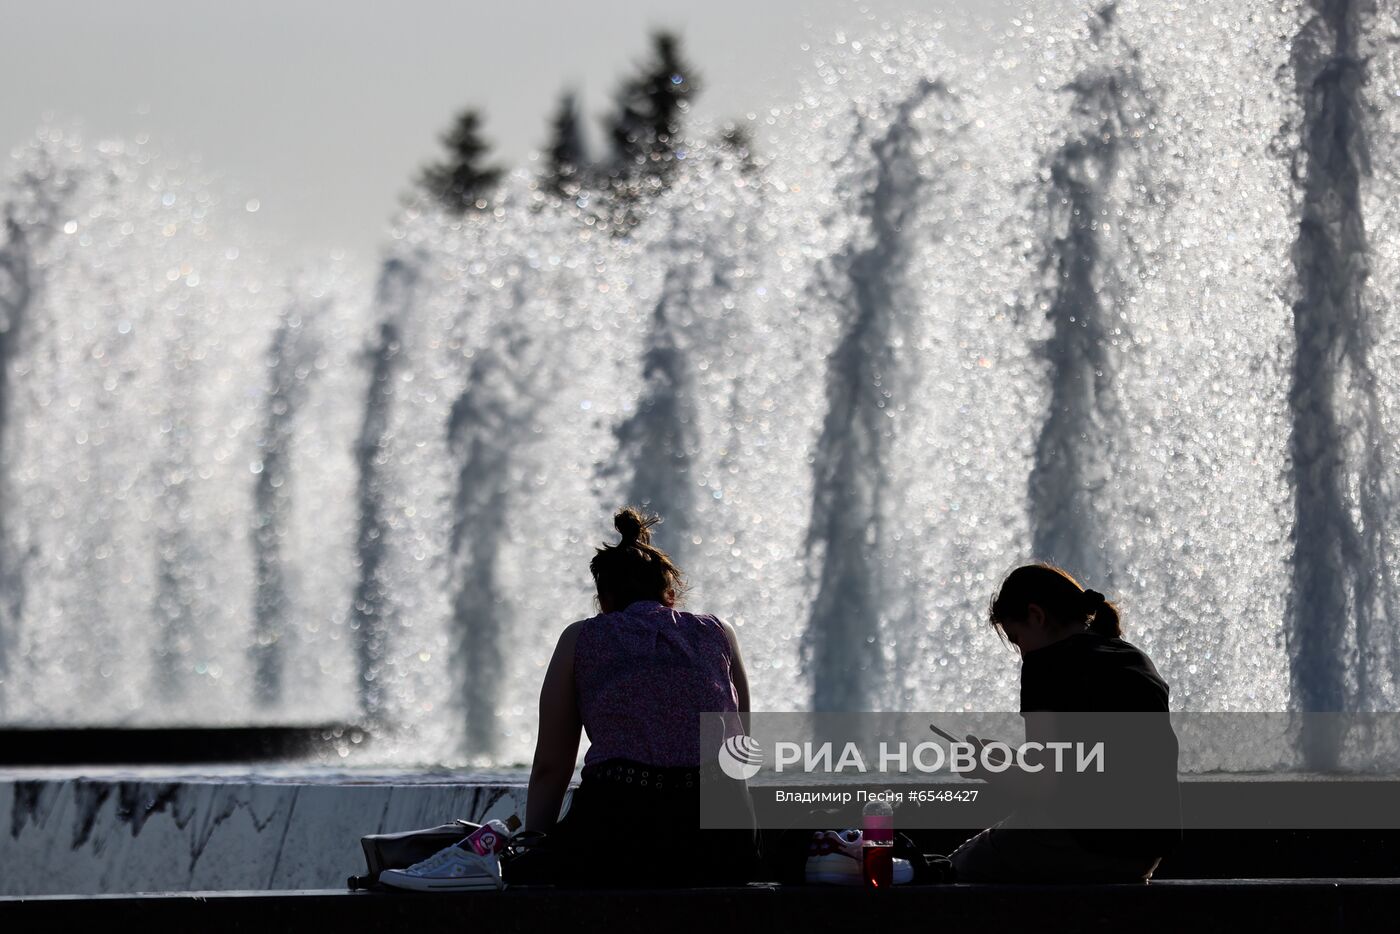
[419,109,502,214]
[608,32,698,179]
[604,32,699,229]
[544,92,588,198]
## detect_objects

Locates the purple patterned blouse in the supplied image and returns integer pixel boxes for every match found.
[573,600,739,768]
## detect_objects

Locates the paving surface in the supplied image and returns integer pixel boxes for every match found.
[3,880,1400,932]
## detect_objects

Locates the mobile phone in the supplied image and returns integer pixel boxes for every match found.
[929,722,1007,765]
[927,722,960,745]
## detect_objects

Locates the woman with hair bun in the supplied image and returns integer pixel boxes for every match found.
[512,506,759,885]
[950,563,1181,883]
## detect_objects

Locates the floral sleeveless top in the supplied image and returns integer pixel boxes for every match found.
[573,600,738,767]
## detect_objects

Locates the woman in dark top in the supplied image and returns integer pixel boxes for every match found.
[951,563,1181,883]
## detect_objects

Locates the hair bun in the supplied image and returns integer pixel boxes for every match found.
[614,507,657,546]
[1082,589,1106,611]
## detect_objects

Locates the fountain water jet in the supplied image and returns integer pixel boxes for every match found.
[350,260,415,725]
[1285,0,1400,765]
[1025,4,1160,589]
[251,288,330,706]
[802,78,949,713]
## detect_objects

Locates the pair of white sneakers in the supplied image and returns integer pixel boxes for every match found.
[379,843,505,892]
[379,826,913,890]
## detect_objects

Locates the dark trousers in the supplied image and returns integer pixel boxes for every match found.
[505,759,759,887]
[951,819,1161,883]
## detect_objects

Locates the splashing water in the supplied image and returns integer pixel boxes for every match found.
[1283,0,1400,767]
[2,2,1400,767]
[1024,4,1162,590]
[802,77,951,712]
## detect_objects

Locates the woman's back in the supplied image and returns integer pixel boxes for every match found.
[574,599,738,768]
[1019,631,1180,858]
[1019,631,1169,713]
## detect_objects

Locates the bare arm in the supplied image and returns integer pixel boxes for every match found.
[721,619,750,714]
[525,621,583,833]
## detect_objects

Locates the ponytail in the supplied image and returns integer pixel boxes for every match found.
[590,506,687,610]
[1080,588,1123,638]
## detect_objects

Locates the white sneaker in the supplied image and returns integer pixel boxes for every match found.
[379,843,504,892]
[804,829,914,885]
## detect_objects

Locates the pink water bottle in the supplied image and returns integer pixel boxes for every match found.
[861,799,894,889]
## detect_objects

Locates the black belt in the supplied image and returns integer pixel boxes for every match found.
[581,758,701,792]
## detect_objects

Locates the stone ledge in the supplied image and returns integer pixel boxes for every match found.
[8,771,1400,895]
[3,881,1400,933]
[0,727,361,766]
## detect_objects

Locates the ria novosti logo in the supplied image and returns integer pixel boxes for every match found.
[717,734,764,780]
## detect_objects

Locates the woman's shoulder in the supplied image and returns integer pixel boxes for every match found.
[566,612,631,652]
[1039,633,1166,679]
[557,617,589,647]
[679,607,732,636]
[681,607,726,626]
[1068,632,1150,659]
[637,601,722,627]
[1102,635,1163,669]
[665,606,734,649]
[1098,636,1171,705]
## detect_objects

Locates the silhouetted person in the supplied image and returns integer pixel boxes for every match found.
[951,564,1181,883]
[512,507,759,885]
